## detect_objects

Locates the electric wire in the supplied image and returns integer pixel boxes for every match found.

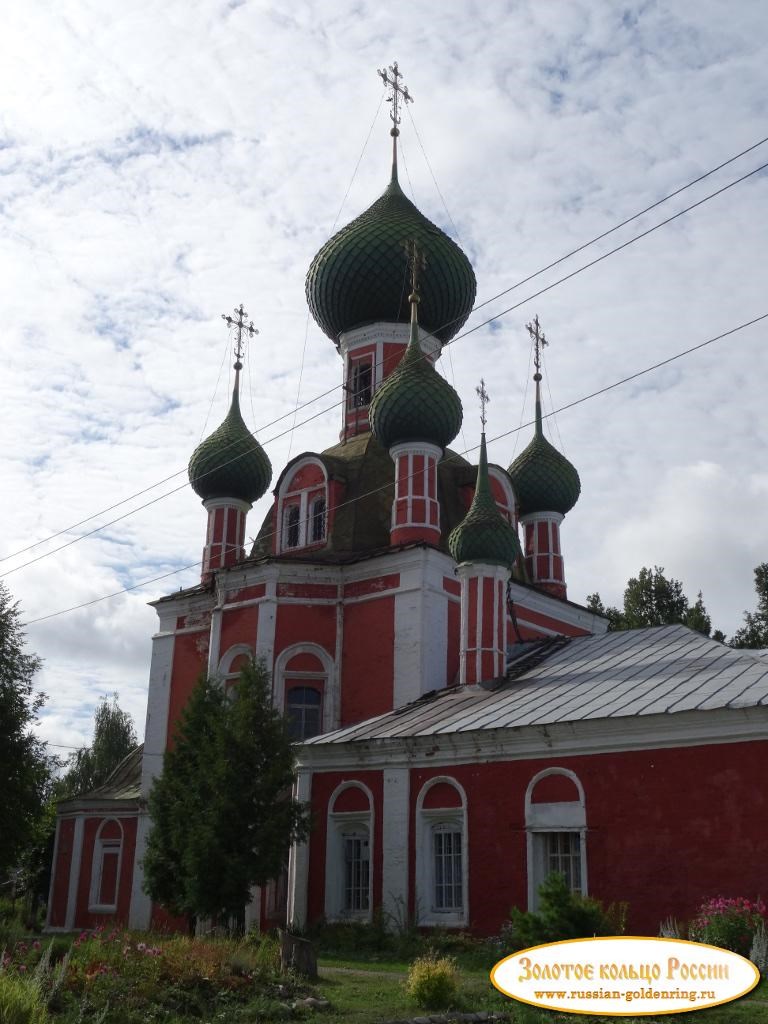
[22,311,767,627]
[3,138,767,571]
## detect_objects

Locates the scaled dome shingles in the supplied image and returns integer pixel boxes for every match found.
[188,392,272,504]
[507,433,581,516]
[306,177,476,344]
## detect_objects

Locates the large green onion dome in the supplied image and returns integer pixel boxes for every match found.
[369,300,463,450]
[449,434,521,568]
[507,392,580,516]
[306,172,476,344]
[188,387,272,504]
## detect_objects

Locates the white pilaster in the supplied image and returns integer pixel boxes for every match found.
[286,768,312,929]
[64,816,85,931]
[128,811,153,930]
[381,768,410,929]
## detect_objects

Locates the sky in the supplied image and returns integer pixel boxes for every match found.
[1,0,767,753]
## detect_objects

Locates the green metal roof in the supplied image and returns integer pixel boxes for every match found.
[369,307,463,450]
[449,433,521,568]
[305,173,476,344]
[507,394,580,516]
[188,388,272,504]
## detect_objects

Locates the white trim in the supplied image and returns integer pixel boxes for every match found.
[44,816,63,930]
[488,465,517,524]
[128,811,152,930]
[64,816,85,931]
[324,781,374,922]
[415,776,468,928]
[507,579,608,635]
[525,767,587,910]
[88,819,124,913]
[217,643,255,679]
[274,643,334,734]
[381,768,409,929]
[339,321,441,363]
[286,769,312,929]
[277,458,328,554]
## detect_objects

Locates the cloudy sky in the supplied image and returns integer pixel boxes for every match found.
[2,0,767,752]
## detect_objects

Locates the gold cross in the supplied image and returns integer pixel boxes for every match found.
[526,314,548,374]
[378,61,413,132]
[222,303,258,369]
[476,378,490,429]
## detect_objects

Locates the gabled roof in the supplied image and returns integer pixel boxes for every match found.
[303,625,768,746]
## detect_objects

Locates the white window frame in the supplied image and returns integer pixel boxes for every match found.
[525,767,587,911]
[415,777,468,928]
[285,685,323,741]
[325,782,374,922]
[88,818,124,913]
[276,458,329,553]
[274,643,335,734]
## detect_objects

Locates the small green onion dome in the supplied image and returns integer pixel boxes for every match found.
[448,434,521,568]
[188,388,272,504]
[369,308,463,450]
[507,395,580,516]
[306,174,476,344]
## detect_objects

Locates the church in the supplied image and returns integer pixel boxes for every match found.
[46,67,768,939]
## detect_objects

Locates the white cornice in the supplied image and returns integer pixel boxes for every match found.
[508,580,608,635]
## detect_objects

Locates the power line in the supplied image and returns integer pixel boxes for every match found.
[4,138,767,573]
[23,311,767,627]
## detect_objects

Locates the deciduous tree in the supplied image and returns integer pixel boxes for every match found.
[587,566,720,637]
[59,693,137,797]
[730,563,768,649]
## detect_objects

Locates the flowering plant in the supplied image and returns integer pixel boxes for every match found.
[689,896,767,956]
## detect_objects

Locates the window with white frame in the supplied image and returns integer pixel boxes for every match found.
[286,686,322,741]
[88,819,123,913]
[416,778,468,927]
[347,358,373,408]
[277,459,329,552]
[325,783,373,921]
[525,768,586,911]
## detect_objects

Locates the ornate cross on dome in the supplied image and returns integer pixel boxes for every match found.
[404,238,426,301]
[526,314,548,378]
[377,61,413,133]
[222,303,258,372]
[476,378,490,429]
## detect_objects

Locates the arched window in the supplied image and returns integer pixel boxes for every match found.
[325,783,373,920]
[416,777,468,927]
[348,358,373,409]
[488,466,517,525]
[218,646,254,695]
[277,459,328,552]
[89,819,124,913]
[525,768,587,910]
[275,645,334,736]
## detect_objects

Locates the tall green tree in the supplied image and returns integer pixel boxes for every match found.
[60,693,137,797]
[0,583,51,878]
[730,563,768,649]
[587,566,721,638]
[143,660,309,924]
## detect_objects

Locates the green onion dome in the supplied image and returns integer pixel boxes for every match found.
[188,387,272,504]
[306,173,476,344]
[369,306,463,450]
[449,434,521,568]
[507,395,580,516]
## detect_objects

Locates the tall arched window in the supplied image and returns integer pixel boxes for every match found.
[274,644,334,737]
[525,768,587,910]
[415,777,468,927]
[88,819,124,913]
[218,646,254,695]
[325,782,373,921]
[286,686,322,741]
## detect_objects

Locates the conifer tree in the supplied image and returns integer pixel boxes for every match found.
[730,563,768,649]
[143,660,309,924]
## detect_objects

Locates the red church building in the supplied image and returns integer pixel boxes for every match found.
[46,73,768,938]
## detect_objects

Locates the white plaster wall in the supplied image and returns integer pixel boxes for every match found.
[381,768,409,929]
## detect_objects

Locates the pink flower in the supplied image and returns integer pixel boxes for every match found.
[32,941,41,951]
[19,965,27,973]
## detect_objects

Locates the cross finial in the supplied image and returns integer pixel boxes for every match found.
[403,239,426,304]
[222,303,258,373]
[526,314,548,379]
[378,61,413,136]
[476,378,490,430]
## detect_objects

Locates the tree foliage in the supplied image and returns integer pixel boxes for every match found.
[730,563,768,649]
[143,659,310,923]
[59,693,137,798]
[0,583,50,878]
[587,566,720,638]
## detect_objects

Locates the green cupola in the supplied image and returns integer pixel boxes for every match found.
[449,432,521,568]
[368,255,463,451]
[507,377,580,517]
[305,168,476,345]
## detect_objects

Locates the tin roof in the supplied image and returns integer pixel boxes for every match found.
[304,625,768,746]
[58,744,143,808]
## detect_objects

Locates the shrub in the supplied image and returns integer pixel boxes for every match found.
[0,973,48,1024]
[405,953,459,1010]
[505,873,622,951]
[750,921,768,975]
[689,896,767,957]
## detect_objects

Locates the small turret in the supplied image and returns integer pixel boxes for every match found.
[188,305,272,581]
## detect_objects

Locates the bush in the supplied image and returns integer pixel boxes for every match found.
[405,953,459,1010]
[505,873,623,951]
[0,973,48,1024]
[689,896,767,957]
